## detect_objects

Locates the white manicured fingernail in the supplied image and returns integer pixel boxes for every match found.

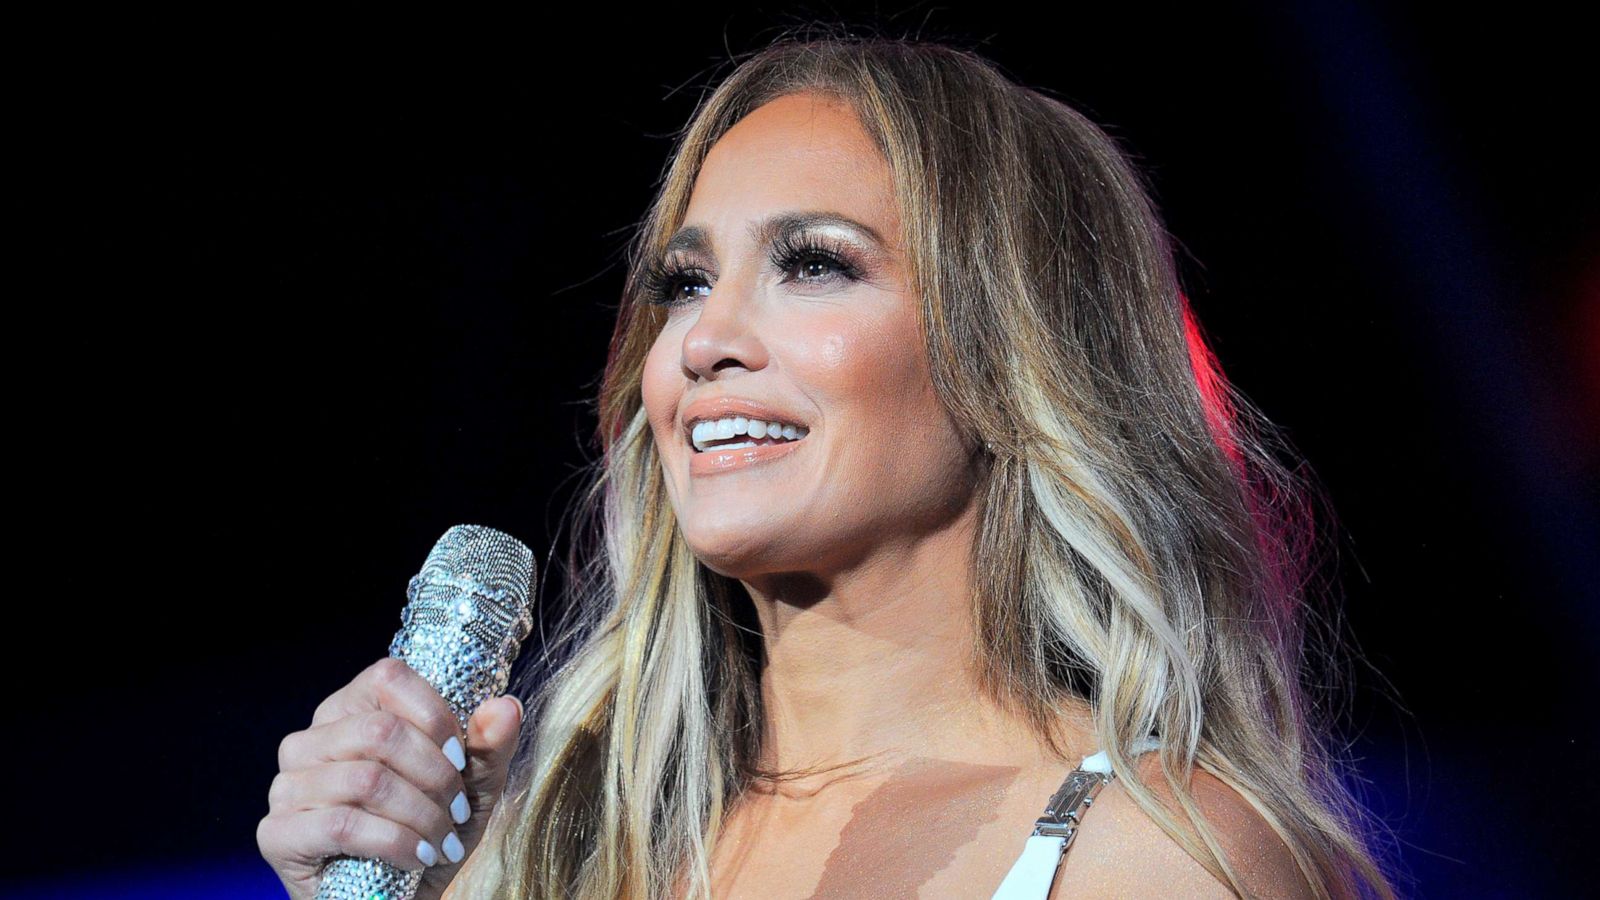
[451,790,471,824]
[442,735,466,771]
[417,838,439,867]
[442,830,465,863]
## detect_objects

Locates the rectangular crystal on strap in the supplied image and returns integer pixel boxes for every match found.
[1031,769,1110,838]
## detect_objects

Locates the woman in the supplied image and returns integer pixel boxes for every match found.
[260,31,1399,899]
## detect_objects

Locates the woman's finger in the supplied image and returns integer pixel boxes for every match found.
[463,695,523,799]
[421,694,524,879]
[303,657,466,773]
[313,659,460,744]
[278,708,469,821]
[257,803,440,886]
[269,758,463,859]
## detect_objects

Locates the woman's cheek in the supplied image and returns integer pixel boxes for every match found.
[819,332,847,370]
[641,341,679,435]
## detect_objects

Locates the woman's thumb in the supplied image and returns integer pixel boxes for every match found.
[463,695,523,787]
[417,696,522,896]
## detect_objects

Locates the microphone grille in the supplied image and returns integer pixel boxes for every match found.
[389,524,536,729]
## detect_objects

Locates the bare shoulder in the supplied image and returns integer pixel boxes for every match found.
[1049,754,1316,900]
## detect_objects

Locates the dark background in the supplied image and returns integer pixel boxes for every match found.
[8,2,1595,897]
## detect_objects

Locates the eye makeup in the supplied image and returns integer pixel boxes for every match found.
[639,228,870,309]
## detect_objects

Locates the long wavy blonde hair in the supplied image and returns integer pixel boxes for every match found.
[451,27,1400,900]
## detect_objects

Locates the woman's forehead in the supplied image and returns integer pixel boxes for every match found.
[682,94,900,246]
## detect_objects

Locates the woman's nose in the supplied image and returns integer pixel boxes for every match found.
[680,275,768,381]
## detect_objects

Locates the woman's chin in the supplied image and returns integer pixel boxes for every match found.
[679,527,807,580]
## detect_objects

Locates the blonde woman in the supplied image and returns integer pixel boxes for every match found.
[260,30,1399,900]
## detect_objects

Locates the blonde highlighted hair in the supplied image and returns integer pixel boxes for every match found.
[452,25,1400,900]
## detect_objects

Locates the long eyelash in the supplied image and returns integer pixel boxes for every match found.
[637,256,709,309]
[768,231,864,285]
[639,232,865,309]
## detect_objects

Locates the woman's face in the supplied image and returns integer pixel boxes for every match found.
[640,92,980,580]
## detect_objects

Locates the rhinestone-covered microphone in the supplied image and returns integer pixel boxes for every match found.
[314,524,536,900]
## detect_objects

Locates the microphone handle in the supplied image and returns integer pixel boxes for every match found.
[314,525,535,900]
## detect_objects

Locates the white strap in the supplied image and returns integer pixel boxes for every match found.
[989,738,1162,899]
[990,834,1068,900]
[1080,735,1162,775]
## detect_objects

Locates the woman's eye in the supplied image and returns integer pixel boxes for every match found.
[792,254,842,281]
[641,261,711,309]
[668,276,711,305]
[775,245,861,287]
[643,238,863,309]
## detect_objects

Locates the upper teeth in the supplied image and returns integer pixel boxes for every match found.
[690,416,809,452]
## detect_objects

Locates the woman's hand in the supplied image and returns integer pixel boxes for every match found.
[257,656,523,900]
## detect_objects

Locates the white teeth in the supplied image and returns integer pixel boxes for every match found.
[689,416,810,452]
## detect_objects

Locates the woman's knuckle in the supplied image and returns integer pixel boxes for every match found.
[329,804,361,849]
[370,657,410,688]
[428,762,460,797]
[361,710,403,750]
[255,811,279,852]
[267,771,292,810]
[423,700,455,737]
[276,730,301,771]
[349,761,390,804]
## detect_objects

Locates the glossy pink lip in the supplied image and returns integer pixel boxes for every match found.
[680,394,809,447]
[689,434,806,476]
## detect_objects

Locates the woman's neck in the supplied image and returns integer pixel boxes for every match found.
[739,520,1093,799]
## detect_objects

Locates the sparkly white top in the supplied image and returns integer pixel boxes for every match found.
[990,738,1163,899]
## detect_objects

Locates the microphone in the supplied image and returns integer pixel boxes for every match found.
[314,524,536,900]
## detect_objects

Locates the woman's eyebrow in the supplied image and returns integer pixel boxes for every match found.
[662,211,887,258]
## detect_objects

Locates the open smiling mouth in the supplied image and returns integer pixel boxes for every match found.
[688,417,811,453]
